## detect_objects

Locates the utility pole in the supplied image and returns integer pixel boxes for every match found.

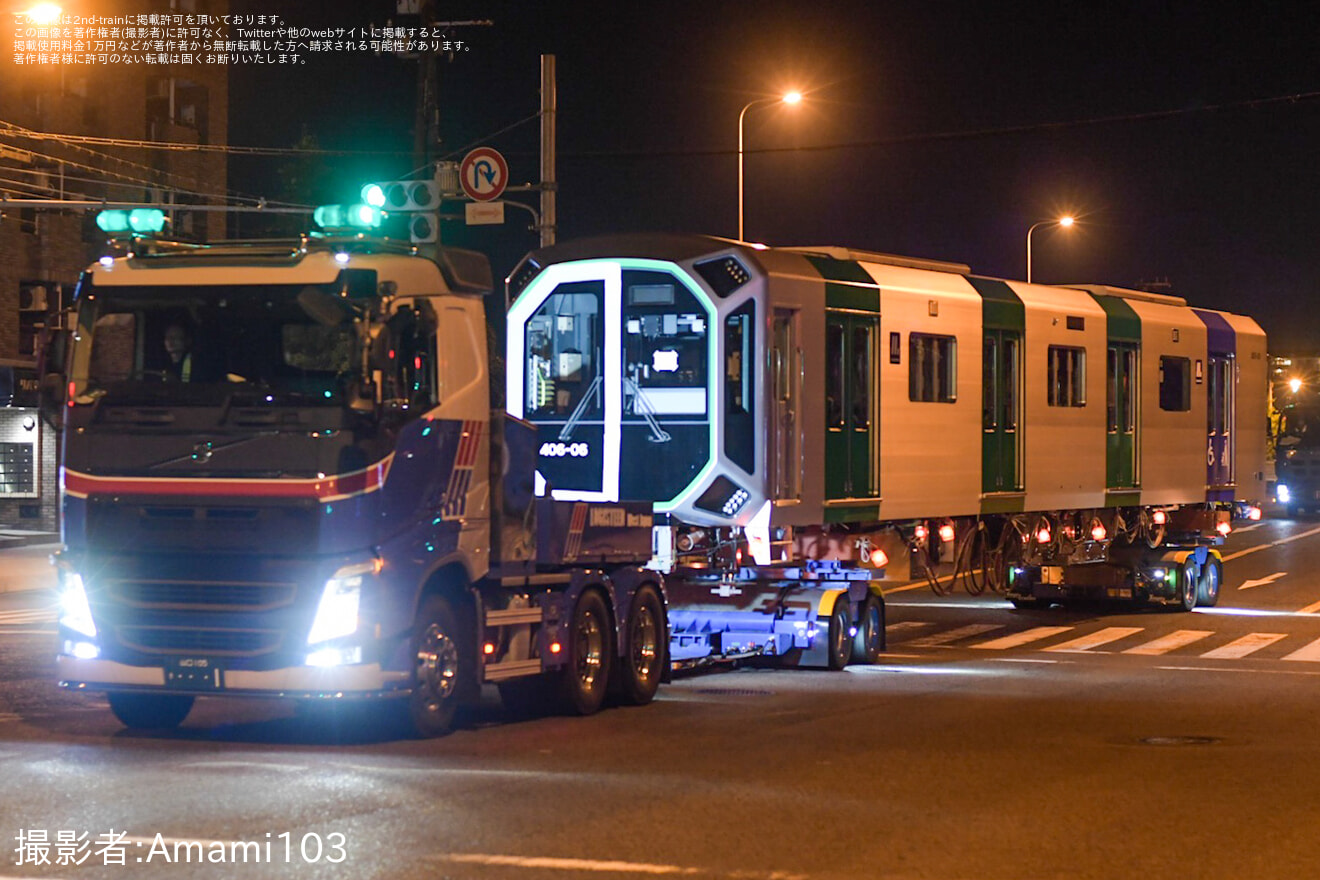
[540,54,557,247]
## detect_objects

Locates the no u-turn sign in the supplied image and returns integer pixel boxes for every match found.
[459,147,509,202]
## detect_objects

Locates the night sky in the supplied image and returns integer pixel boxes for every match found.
[228,2,1320,351]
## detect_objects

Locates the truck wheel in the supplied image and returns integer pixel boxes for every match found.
[827,594,851,670]
[850,595,885,664]
[557,590,612,715]
[615,584,665,706]
[407,595,464,738]
[107,692,193,729]
[1173,562,1198,612]
[1196,558,1222,607]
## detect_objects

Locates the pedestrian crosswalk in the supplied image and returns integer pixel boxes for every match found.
[888,618,1320,663]
[0,608,55,626]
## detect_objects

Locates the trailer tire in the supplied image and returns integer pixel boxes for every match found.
[107,692,193,729]
[406,594,465,738]
[1172,561,1198,612]
[850,595,885,664]
[827,594,851,670]
[557,590,612,716]
[615,584,664,706]
[1197,557,1222,608]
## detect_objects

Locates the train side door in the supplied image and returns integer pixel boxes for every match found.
[770,309,802,501]
[1207,355,1233,488]
[1106,343,1139,488]
[825,311,878,499]
[982,330,1022,492]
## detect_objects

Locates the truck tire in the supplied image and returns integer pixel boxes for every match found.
[827,594,851,670]
[107,692,193,729]
[1172,561,1198,612]
[850,595,885,664]
[557,590,612,715]
[1196,557,1222,607]
[407,594,465,738]
[615,584,665,706]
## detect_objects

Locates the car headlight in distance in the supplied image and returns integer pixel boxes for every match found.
[58,571,97,639]
[306,559,377,646]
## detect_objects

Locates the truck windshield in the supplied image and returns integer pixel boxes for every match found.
[71,282,360,405]
[1279,406,1320,449]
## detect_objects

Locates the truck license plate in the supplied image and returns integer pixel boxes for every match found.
[164,657,224,690]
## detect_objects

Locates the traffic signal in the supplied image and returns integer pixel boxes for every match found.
[360,180,439,212]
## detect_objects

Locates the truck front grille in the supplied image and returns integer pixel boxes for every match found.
[116,626,283,657]
[107,579,297,611]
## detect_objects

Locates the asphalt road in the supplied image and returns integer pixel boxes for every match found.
[4,521,1320,879]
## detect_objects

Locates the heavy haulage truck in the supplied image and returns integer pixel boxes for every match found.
[50,223,667,737]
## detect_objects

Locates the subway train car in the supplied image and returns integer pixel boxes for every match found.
[505,233,1266,612]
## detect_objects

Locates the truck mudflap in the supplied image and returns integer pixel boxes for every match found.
[56,654,410,700]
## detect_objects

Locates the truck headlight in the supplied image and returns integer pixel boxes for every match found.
[306,560,376,646]
[1278,484,1292,504]
[57,571,97,639]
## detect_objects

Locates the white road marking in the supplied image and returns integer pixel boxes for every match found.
[431,853,807,879]
[1221,524,1320,562]
[970,626,1073,650]
[1282,636,1320,662]
[1200,632,1288,660]
[1123,630,1214,655]
[1238,572,1287,590]
[177,761,308,773]
[906,623,1004,648]
[885,621,935,636]
[1042,626,1144,653]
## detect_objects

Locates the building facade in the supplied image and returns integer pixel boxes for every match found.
[0,0,229,531]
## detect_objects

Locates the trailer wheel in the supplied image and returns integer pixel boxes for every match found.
[1173,561,1198,612]
[827,594,851,670]
[107,692,193,729]
[407,594,465,738]
[615,584,664,706]
[850,595,885,664]
[557,590,612,715]
[1196,558,1222,608]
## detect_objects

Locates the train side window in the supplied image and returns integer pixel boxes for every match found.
[909,333,956,403]
[1047,345,1086,407]
[724,301,755,473]
[1122,349,1136,432]
[826,322,845,426]
[1159,355,1192,412]
[983,335,998,430]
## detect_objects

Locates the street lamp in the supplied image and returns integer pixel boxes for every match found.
[1025,215,1075,283]
[738,91,803,241]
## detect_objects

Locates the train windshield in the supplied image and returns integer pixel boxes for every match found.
[70,282,360,406]
[517,267,713,503]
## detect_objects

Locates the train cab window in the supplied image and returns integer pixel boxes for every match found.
[523,281,602,418]
[909,333,956,403]
[1047,345,1086,407]
[1159,355,1192,412]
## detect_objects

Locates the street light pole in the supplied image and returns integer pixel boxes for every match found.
[738,91,802,241]
[1025,215,1074,283]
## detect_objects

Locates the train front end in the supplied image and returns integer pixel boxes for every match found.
[505,235,766,531]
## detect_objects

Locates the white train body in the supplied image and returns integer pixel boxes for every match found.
[505,234,1266,538]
